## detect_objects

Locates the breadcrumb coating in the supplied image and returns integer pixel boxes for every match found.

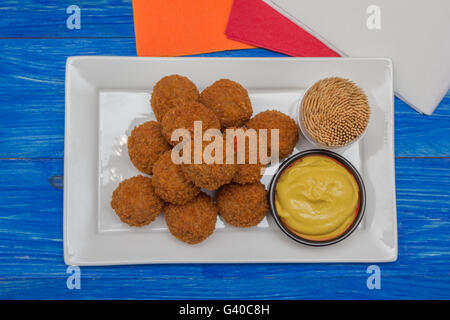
[152,150,200,204]
[200,79,252,128]
[161,101,220,146]
[233,163,265,185]
[246,110,299,159]
[151,74,199,121]
[217,182,269,227]
[111,175,164,227]
[225,127,266,184]
[180,138,237,190]
[127,121,171,175]
[165,193,218,244]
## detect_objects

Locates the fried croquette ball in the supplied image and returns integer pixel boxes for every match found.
[161,101,220,146]
[224,127,265,184]
[165,193,218,244]
[180,138,237,190]
[200,79,252,128]
[246,110,299,159]
[127,121,171,175]
[111,175,163,227]
[152,151,200,205]
[151,75,199,121]
[217,182,269,227]
[233,161,265,185]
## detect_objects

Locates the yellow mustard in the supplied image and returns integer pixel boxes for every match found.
[275,155,359,241]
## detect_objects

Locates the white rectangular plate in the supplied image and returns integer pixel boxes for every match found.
[64,57,397,265]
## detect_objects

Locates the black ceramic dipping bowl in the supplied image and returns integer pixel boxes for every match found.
[268,149,366,247]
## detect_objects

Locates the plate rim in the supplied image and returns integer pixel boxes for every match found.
[64,56,397,265]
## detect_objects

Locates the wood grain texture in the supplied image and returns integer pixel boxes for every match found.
[0,0,135,38]
[0,158,448,299]
[0,38,448,158]
[0,0,449,300]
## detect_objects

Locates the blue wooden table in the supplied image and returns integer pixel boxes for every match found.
[0,1,449,300]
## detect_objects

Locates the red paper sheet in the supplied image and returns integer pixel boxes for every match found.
[226,0,339,57]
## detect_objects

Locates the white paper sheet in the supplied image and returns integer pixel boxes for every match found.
[264,0,450,114]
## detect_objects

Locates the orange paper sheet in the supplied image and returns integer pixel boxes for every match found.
[133,0,253,56]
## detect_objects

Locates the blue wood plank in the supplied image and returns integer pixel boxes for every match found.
[394,94,450,157]
[0,38,136,158]
[1,275,448,299]
[0,0,135,38]
[0,0,449,300]
[0,158,448,299]
[0,38,449,158]
[189,48,287,58]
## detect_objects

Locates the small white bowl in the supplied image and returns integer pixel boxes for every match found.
[297,84,369,151]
